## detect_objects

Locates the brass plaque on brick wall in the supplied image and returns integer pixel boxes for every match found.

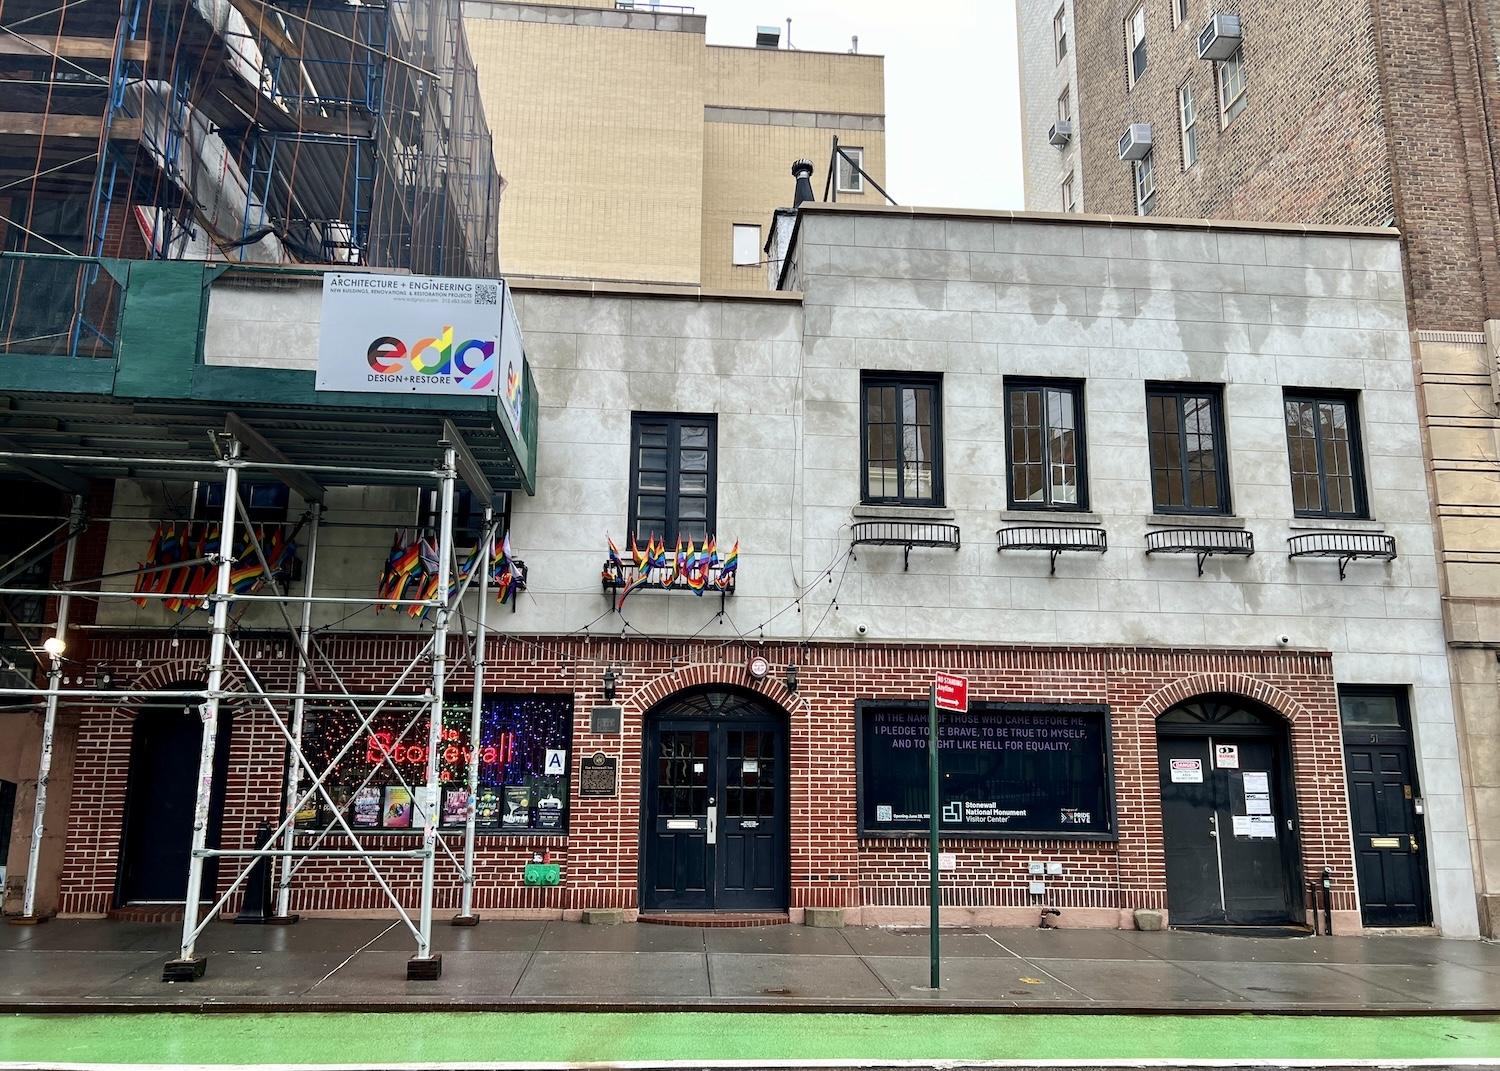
[579,752,618,798]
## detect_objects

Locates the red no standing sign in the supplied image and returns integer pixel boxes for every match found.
[934,672,968,713]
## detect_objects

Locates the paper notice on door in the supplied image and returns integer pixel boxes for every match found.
[1245,794,1272,815]
[1242,771,1269,794]
[1248,816,1277,839]
[1170,758,1204,783]
[1231,815,1253,837]
[1214,743,1240,769]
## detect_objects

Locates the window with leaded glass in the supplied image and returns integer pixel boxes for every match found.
[1005,379,1087,510]
[861,373,943,506]
[1147,385,1228,514]
[629,414,716,544]
[1283,392,1366,518]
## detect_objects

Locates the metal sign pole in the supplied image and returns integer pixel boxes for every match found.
[274,500,320,923]
[928,683,940,991]
[409,443,456,979]
[17,494,83,923]
[164,437,240,981]
[455,509,492,925]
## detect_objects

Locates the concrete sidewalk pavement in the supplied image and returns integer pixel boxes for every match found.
[3,919,1500,1012]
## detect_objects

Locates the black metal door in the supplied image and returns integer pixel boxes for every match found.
[1344,737,1429,926]
[642,695,787,913]
[117,704,228,904]
[1159,729,1298,926]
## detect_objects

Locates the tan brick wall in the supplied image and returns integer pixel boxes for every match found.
[466,16,705,284]
[700,122,885,291]
[705,46,884,115]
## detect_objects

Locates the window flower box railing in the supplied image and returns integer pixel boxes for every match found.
[996,524,1107,575]
[1145,526,1255,575]
[602,535,738,611]
[849,520,960,570]
[1287,531,1397,581]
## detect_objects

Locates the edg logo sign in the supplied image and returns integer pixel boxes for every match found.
[365,325,497,391]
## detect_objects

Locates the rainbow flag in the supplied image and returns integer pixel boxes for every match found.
[716,539,739,590]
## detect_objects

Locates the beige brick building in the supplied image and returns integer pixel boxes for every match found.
[464,0,885,289]
[1018,0,1500,935]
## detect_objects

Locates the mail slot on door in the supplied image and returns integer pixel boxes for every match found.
[1370,836,1401,849]
[666,819,699,830]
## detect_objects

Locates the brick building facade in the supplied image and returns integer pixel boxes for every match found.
[1021,0,1500,933]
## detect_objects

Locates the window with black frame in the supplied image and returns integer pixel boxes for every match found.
[1147,384,1229,514]
[1283,391,1367,518]
[861,374,942,506]
[1005,379,1087,510]
[630,414,716,545]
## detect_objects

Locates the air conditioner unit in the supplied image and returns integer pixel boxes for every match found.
[1048,120,1072,148]
[1118,122,1152,161]
[1197,13,1242,61]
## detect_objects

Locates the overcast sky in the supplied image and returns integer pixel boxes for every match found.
[692,0,1026,210]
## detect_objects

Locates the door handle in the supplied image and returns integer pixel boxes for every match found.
[1208,813,1218,838]
[707,804,717,845]
[1409,833,1419,854]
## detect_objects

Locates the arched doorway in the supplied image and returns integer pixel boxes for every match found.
[640,689,788,913]
[1157,696,1302,927]
[115,690,231,905]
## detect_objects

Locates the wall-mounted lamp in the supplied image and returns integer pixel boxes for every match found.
[602,665,618,702]
[42,636,66,660]
[785,664,798,693]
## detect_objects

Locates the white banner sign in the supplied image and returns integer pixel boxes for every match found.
[316,274,520,416]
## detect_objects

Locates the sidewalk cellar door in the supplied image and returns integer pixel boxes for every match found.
[1157,698,1301,926]
[643,690,789,912]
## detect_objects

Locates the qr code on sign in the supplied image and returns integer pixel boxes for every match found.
[474,282,499,305]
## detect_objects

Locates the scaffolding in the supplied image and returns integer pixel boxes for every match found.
[0,0,500,357]
[0,418,506,980]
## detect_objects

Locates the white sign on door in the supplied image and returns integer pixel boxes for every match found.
[1214,743,1239,769]
[1169,758,1204,783]
[544,749,566,776]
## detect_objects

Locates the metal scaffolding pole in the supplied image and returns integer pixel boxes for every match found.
[273,501,320,924]
[163,436,240,982]
[14,494,84,924]
[408,441,456,980]
[454,509,493,926]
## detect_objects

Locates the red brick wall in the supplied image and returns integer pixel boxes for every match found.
[56,633,1356,921]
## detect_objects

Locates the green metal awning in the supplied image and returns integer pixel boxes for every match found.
[0,256,538,498]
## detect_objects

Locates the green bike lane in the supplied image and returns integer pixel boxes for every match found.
[2,1012,1499,1065]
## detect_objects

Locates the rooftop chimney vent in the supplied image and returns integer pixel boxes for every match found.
[756,25,780,48]
[791,159,815,207]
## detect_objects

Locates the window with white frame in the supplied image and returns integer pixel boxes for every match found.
[1134,151,1156,215]
[1218,45,1247,125]
[1126,4,1147,87]
[1170,0,1189,29]
[1061,171,1077,213]
[731,224,760,267]
[1179,81,1198,168]
[1057,85,1071,125]
[1053,4,1068,61]
[836,147,864,193]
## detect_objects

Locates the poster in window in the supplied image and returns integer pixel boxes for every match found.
[351,787,382,828]
[294,695,574,833]
[383,786,413,829]
[442,787,471,828]
[503,785,531,828]
[294,796,320,827]
[858,703,1114,838]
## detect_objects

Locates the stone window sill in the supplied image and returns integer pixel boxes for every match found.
[1288,517,1386,533]
[999,509,1103,525]
[1145,514,1247,529]
[852,504,956,522]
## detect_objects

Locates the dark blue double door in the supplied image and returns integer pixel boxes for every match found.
[643,699,787,912]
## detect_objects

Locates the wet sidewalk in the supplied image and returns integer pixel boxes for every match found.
[4,918,1500,1012]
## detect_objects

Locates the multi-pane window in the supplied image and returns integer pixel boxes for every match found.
[1283,392,1366,518]
[1171,0,1189,28]
[417,486,511,546]
[1218,45,1247,125]
[1179,82,1198,168]
[731,224,760,266]
[836,147,865,193]
[862,374,942,506]
[629,414,717,544]
[1057,85,1071,125]
[195,480,289,523]
[1147,385,1228,514]
[1126,4,1147,86]
[1134,150,1156,215]
[1005,379,1087,510]
[1053,4,1068,61]
[1061,170,1077,213]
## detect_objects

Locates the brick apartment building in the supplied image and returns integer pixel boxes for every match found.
[1018,0,1500,934]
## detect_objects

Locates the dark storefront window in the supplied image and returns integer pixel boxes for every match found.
[294,694,573,833]
[856,702,1115,839]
